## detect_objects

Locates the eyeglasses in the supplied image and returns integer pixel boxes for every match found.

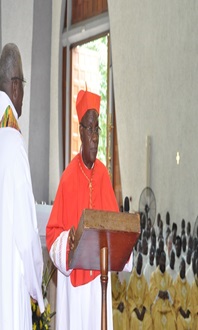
[80,122,101,136]
[11,76,26,87]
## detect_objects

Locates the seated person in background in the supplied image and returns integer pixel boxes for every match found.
[166,249,177,282]
[186,222,191,241]
[181,234,187,259]
[142,236,149,273]
[165,232,173,261]
[174,235,182,273]
[191,258,198,330]
[146,218,152,246]
[134,239,142,264]
[193,237,198,253]
[186,248,192,272]
[155,213,161,237]
[165,226,171,243]
[172,222,177,246]
[181,218,186,237]
[140,213,146,238]
[174,258,193,330]
[150,227,157,251]
[158,236,165,254]
[150,251,176,330]
[158,219,163,239]
[164,211,171,238]
[186,250,198,287]
[188,234,193,252]
[127,253,152,330]
[158,237,166,266]
[155,247,161,267]
[144,245,156,286]
[111,272,129,330]
[147,217,152,235]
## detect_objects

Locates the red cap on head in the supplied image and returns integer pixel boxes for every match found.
[76,90,100,122]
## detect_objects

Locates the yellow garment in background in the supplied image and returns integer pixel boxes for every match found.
[127,269,152,330]
[111,272,129,330]
[191,280,198,330]
[150,267,176,330]
[174,275,193,329]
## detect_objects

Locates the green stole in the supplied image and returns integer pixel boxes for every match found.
[0,105,21,132]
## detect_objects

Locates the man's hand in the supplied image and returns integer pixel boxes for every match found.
[158,290,169,300]
[134,308,141,320]
[179,307,186,318]
[68,226,75,250]
[179,307,190,319]
[186,310,190,318]
[117,301,124,313]
[31,297,37,304]
[139,306,146,321]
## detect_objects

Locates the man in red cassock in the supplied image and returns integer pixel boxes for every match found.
[46,89,133,330]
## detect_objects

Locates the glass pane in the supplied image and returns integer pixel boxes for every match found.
[71,35,108,165]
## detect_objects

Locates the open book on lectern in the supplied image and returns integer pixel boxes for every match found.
[68,209,140,272]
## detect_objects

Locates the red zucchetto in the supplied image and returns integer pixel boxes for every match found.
[76,89,100,122]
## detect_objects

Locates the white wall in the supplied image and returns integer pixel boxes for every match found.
[49,0,64,203]
[29,1,52,203]
[1,0,34,148]
[108,0,198,228]
[1,1,53,204]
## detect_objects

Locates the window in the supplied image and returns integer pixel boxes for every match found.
[62,0,123,206]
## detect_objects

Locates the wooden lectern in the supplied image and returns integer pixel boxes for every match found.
[69,209,140,330]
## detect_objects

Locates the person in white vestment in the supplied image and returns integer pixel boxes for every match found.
[180,218,186,237]
[174,235,182,274]
[166,249,177,282]
[186,248,192,272]
[181,234,187,259]
[144,244,155,285]
[0,43,44,329]
[186,250,197,287]
[186,222,191,241]
[164,211,171,238]
[142,236,149,273]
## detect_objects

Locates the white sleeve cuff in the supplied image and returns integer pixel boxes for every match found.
[49,231,72,276]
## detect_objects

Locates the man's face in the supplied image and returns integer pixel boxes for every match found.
[158,238,164,251]
[187,222,191,236]
[166,212,170,225]
[180,259,186,279]
[159,253,166,273]
[10,69,25,118]
[170,251,175,269]
[136,254,143,275]
[15,79,24,118]
[141,214,146,230]
[149,247,155,265]
[186,249,192,265]
[80,110,99,169]
[175,237,181,257]
[142,237,148,255]
[182,235,187,252]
